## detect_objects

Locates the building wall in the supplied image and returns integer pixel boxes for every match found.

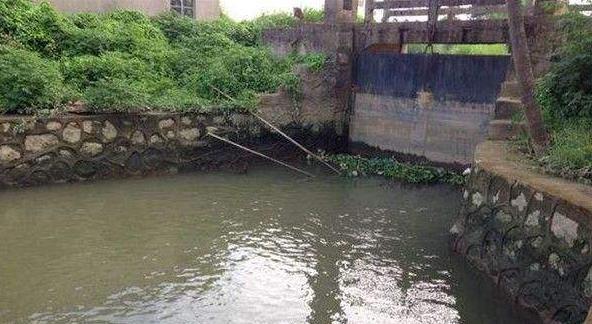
[37,0,169,16]
[37,0,220,20]
[195,0,221,21]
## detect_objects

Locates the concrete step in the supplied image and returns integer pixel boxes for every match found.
[495,97,523,119]
[488,119,526,140]
[500,81,521,99]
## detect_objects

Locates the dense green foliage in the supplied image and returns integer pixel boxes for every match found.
[0,1,327,114]
[329,155,466,185]
[0,46,68,114]
[529,12,592,183]
[536,12,592,123]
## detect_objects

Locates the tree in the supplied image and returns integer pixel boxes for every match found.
[506,0,549,153]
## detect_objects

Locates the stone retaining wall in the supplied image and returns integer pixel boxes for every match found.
[0,111,341,189]
[451,141,592,323]
[0,64,342,189]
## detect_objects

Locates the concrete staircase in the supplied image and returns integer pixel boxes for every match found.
[488,80,526,140]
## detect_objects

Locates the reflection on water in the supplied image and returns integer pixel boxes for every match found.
[0,167,522,323]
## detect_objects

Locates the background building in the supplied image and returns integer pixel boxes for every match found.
[37,0,221,20]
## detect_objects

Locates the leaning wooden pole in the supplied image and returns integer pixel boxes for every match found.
[207,132,316,178]
[250,113,342,175]
[211,86,341,175]
[506,0,549,153]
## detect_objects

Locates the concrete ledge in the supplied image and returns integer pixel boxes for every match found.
[476,141,592,214]
[452,141,592,323]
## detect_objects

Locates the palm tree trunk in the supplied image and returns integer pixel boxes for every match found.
[506,0,549,153]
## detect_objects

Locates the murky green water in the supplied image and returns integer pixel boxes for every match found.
[0,167,524,324]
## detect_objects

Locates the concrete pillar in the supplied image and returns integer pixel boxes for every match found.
[526,0,563,77]
[324,0,359,24]
[324,0,339,24]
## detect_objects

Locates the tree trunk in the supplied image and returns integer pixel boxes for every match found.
[506,0,549,153]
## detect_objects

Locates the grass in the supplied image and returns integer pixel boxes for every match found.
[406,44,509,56]
[536,122,592,184]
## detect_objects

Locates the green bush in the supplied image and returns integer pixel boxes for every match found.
[149,88,209,112]
[536,12,592,123]
[84,78,149,112]
[66,10,170,57]
[527,12,592,183]
[536,121,592,184]
[291,52,328,72]
[0,2,328,114]
[302,8,325,23]
[61,52,155,90]
[0,1,74,57]
[0,0,33,38]
[0,46,68,113]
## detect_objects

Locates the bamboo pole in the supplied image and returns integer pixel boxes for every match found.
[210,85,341,175]
[250,113,342,175]
[207,132,316,178]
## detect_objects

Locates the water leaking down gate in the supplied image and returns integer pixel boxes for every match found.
[350,52,511,165]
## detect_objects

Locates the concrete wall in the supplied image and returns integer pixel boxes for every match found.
[263,24,341,57]
[451,141,592,323]
[262,24,353,139]
[37,0,220,20]
[350,53,510,165]
[350,94,492,164]
[324,0,359,23]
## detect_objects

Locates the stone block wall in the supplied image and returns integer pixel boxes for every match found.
[451,141,592,323]
[0,111,341,189]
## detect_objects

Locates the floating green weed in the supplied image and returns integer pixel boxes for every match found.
[329,154,466,185]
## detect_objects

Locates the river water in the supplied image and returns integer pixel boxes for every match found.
[0,167,523,323]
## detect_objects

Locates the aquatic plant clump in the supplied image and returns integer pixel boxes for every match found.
[329,154,466,185]
[0,1,327,114]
